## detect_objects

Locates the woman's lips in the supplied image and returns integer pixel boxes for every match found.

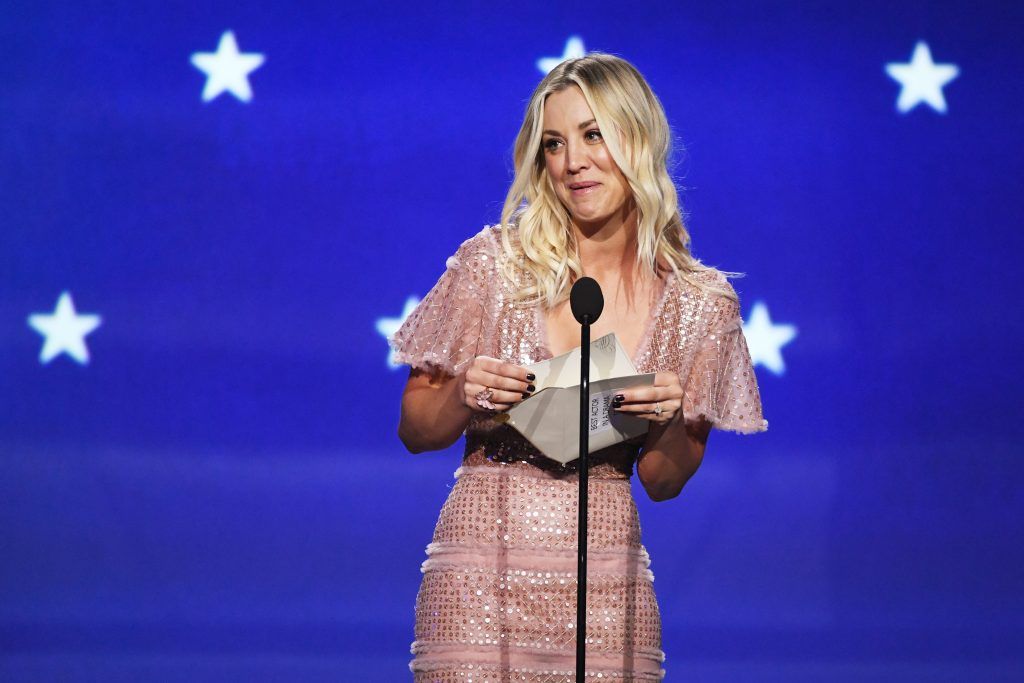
[570,182,600,196]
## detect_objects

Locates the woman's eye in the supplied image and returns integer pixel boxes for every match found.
[586,129,603,141]
[543,139,561,151]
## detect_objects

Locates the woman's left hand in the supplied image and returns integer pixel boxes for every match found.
[611,371,684,426]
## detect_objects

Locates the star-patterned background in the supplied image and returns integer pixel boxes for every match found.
[2,1,1022,680]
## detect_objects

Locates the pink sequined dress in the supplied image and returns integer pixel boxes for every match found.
[390,225,767,681]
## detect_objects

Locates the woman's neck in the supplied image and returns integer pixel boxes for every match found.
[572,204,641,280]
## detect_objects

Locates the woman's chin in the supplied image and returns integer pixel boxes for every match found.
[570,209,610,225]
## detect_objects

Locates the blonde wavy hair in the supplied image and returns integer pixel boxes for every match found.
[498,52,740,308]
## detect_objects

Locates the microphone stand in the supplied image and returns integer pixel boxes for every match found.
[575,313,590,682]
[568,275,602,681]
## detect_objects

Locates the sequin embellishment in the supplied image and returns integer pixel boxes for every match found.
[391,225,767,681]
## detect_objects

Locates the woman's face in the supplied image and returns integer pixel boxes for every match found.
[541,86,632,228]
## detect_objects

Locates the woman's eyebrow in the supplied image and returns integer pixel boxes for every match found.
[542,119,597,136]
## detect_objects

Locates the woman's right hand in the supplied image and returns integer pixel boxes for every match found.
[462,356,536,413]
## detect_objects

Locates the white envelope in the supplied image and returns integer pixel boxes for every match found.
[501,333,654,464]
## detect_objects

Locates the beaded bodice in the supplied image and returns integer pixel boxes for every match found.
[390,223,767,474]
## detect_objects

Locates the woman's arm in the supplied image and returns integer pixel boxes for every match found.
[610,370,707,501]
[398,358,534,454]
[636,417,712,501]
[398,368,474,453]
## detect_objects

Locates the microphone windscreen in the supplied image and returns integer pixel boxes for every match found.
[570,276,604,324]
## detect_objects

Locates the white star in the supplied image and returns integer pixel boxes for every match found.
[537,35,587,74]
[885,41,959,114]
[742,301,796,376]
[377,296,421,368]
[27,291,102,365]
[190,30,265,103]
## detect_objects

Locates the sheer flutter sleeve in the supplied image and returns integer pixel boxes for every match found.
[388,232,492,378]
[681,278,768,434]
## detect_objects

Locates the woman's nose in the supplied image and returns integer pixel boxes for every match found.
[565,141,588,173]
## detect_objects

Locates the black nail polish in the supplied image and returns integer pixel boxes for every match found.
[527,373,536,381]
[527,384,535,392]
[614,394,624,402]
[522,392,530,399]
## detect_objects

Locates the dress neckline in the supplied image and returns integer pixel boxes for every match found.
[534,270,675,371]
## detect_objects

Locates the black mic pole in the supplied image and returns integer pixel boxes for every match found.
[576,310,590,682]
[570,277,603,682]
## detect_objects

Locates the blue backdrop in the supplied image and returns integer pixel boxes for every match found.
[3,1,1022,680]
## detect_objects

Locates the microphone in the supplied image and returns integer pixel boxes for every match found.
[570,276,604,324]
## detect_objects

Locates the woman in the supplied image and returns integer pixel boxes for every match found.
[391,53,766,681]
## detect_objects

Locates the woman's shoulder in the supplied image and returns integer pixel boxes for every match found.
[452,223,507,256]
[449,222,525,267]
[444,224,501,269]
[675,264,735,293]
[673,265,742,319]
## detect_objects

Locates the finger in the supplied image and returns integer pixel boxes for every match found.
[486,388,530,405]
[471,400,513,412]
[466,382,529,409]
[611,387,676,405]
[467,391,514,413]
[477,358,536,384]
[613,400,680,415]
[613,401,658,414]
[470,368,535,395]
[484,372,535,394]
[478,398,518,413]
